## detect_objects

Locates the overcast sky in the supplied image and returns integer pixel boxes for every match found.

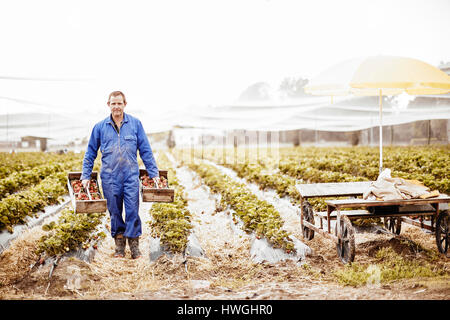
[0,0,449,116]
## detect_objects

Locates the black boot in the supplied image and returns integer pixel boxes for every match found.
[114,234,126,258]
[128,237,142,259]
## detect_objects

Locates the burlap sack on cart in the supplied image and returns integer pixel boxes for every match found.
[363,169,439,201]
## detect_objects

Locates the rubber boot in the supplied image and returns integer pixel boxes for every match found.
[128,237,142,259]
[114,234,126,258]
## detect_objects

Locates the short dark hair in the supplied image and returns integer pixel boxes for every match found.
[108,91,127,104]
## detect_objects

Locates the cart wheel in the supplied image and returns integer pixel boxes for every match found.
[435,211,449,256]
[302,201,315,240]
[383,217,402,235]
[335,215,355,264]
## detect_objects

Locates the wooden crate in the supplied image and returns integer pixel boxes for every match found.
[139,169,175,203]
[67,172,107,213]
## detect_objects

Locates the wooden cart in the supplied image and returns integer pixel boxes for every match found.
[67,172,107,213]
[297,182,450,264]
[139,169,174,203]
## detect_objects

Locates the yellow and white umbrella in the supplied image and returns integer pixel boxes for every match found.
[304,55,450,172]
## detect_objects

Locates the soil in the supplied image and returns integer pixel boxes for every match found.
[0,164,449,300]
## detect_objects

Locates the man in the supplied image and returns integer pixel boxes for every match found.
[81,91,160,259]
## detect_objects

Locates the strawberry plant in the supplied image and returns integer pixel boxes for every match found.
[148,153,194,254]
[0,172,68,233]
[0,152,88,233]
[37,208,106,257]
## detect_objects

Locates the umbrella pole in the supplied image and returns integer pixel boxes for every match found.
[379,89,383,174]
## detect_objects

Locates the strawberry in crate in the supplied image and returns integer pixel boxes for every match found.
[76,192,89,200]
[141,175,156,188]
[90,193,101,200]
[89,181,99,193]
[71,180,83,193]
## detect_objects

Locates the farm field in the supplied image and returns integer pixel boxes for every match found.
[0,146,449,300]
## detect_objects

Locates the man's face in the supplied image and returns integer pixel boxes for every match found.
[108,95,126,118]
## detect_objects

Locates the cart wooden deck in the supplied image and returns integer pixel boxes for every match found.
[296,181,373,199]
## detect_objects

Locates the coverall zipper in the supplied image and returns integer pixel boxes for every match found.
[112,120,123,153]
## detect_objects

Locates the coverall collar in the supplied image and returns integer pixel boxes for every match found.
[107,112,130,125]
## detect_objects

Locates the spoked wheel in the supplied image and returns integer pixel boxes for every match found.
[301,201,315,240]
[335,215,355,264]
[435,211,449,256]
[383,217,402,235]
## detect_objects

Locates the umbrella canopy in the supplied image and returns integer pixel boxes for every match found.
[304,55,450,172]
[305,55,450,96]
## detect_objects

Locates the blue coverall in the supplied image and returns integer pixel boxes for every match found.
[81,113,159,239]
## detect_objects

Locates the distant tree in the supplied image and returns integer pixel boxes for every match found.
[279,77,309,98]
[238,82,272,102]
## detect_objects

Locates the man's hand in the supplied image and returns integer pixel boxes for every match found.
[152,177,161,188]
[82,179,90,191]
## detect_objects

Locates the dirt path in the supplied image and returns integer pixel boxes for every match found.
[173,164,255,287]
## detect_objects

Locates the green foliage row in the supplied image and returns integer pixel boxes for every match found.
[278,159,369,183]
[0,172,68,233]
[189,148,302,201]
[0,152,83,180]
[37,208,106,257]
[148,153,194,254]
[0,160,80,200]
[0,151,100,233]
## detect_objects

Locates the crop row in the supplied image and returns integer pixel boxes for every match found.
[148,152,194,254]
[0,172,69,233]
[277,145,449,181]
[0,152,100,233]
[0,160,81,200]
[32,153,104,258]
[0,152,83,180]
[193,150,303,204]
[175,152,296,253]
[37,209,106,257]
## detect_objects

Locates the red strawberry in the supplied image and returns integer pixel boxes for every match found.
[76,192,89,200]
